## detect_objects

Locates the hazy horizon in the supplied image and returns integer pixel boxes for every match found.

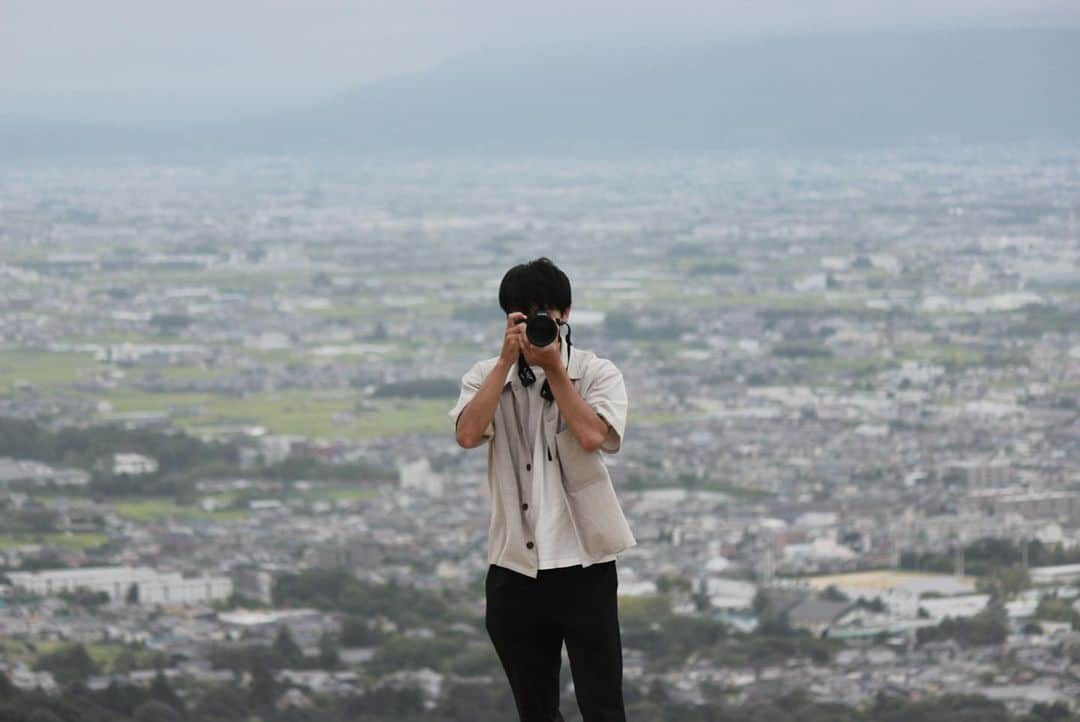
[4,1,1080,128]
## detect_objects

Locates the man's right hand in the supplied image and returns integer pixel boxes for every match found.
[501,312,527,366]
[456,315,524,449]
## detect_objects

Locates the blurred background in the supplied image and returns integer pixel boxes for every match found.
[1,2,1079,721]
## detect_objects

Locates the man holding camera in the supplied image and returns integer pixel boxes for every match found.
[449,257,635,722]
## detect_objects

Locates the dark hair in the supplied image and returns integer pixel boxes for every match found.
[498,257,572,316]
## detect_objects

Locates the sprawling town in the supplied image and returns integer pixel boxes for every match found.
[1,145,1078,721]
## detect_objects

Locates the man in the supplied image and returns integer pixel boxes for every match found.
[448,257,636,722]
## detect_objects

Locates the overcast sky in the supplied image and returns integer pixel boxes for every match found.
[4,0,1079,127]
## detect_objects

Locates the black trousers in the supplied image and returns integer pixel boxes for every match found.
[485,560,626,722]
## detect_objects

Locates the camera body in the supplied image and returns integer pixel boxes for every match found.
[515,308,560,347]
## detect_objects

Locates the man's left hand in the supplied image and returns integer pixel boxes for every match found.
[521,337,562,375]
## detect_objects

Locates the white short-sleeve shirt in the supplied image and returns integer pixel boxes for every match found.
[522,362,617,569]
[448,339,635,578]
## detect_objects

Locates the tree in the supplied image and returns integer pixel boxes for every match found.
[343,684,424,717]
[133,700,182,722]
[58,587,109,610]
[917,603,1008,647]
[111,649,139,674]
[1026,702,1073,721]
[148,671,184,715]
[273,626,305,668]
[977,565,1030,600]
[0,674,12,700]
[341,616,383,646]
[822,586,848,602]
[317,631,340,670]
[752,589,771,616]
[754,591,793,636]
[437,679,516,722]
[645,678,669,706]
[1034,596,1080,629]
[193,683,248,722]
[248,658,279,712]
[98,679,151,718]
[34,644,98,686]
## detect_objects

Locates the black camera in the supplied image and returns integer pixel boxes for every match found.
[515,308,560,347]
[512,306,571,398]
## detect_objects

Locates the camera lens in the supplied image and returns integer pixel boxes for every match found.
[526,313,558,346]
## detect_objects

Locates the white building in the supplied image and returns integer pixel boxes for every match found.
[704,577,757,611]
[112,452,159,476]
[0,457,90,487]
[7,566,232,606]
[782,536,858,564]
[1030,564,1080,586]
[399,458,444,497]
[918,594,991,623]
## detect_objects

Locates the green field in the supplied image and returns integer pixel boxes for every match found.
[631,412,684,426]
[111,487,378,520]
[96,385,453,441]
[1,639,164,674]
[802,354,897,379]
[112,497,249,522]
[0,348,100,394]
[293,484,382,503]
[152,366,226,381]
[0,533,109,551]
[897,343,984,367]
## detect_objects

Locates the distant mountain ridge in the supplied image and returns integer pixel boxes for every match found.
[3,28,1078,158]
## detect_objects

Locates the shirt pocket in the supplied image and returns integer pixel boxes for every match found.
[554,426,608,493]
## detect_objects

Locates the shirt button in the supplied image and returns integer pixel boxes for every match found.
[521,503,528,510]
[526,541,534,549]
[526,463,531,471]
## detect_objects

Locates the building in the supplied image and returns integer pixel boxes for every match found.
[1030,564,1080,586]
[112,452,159,476]
[787,599,854,637]
[6,566,232,606]
[986,492,1080,525]
[399,458,444,497]
[943,458,1012,488]
[0,457,91,487]
[231,567,275,605]
[311,536,385,571]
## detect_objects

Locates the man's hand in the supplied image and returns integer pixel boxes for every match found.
[520,333,562,374]
[501,312,527,366]
[544,351,611,453]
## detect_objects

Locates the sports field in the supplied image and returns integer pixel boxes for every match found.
[800,569,977,592]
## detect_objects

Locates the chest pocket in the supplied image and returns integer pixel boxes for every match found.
[554,426,608,493]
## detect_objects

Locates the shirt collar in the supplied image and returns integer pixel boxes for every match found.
[504,338,584,387]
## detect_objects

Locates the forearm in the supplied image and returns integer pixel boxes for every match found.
[546,364,609,453]
[456,358,511,447]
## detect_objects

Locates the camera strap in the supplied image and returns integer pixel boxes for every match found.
[541,322,571,401]
[519,322,571,402]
